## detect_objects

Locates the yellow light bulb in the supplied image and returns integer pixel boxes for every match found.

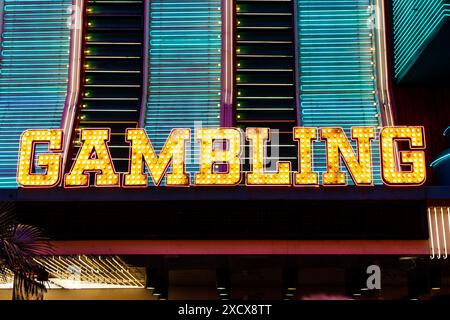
[65,129,119,187]
[246,128,291,186]
[124,128,190,187]
[17,130,63,188]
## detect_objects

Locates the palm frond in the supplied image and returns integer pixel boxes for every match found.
[2,224,53,274]
[0,202,16,239]
[11,224,53,256]
[0,202,53,299]
[0,202,17,282]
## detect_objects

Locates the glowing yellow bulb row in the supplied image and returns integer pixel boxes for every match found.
[124,128,190,187]
[246,128,291,186]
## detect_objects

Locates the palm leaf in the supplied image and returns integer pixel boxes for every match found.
[10,224,53,256]
[2,224,53,274]
[0,202,16,239]
[0,202,53,299]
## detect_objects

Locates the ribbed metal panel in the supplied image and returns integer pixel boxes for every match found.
[0,0,72,188]
[393,0,450,80]
[296,0,382,184]
[144,0,222,183]
[235,0,299,171]
[70,0,145,173]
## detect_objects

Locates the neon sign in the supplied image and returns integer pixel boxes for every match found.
[16,126,426,188]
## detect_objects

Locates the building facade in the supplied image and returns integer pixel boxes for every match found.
[0,0,449,300]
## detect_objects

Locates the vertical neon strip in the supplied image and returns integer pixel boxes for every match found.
[296,0,382,185]
[145,0,222,184]
[220,0,234,127]
[61,0,84,174]
[428,207,450,260]
[447,207,450,259]
[0,0,72,188]
[428,208,435,259]
[441,207,447,259]
[434,207,441,259]
[374,0,402,171]
[138,0,151,127]
[448,207,450,253]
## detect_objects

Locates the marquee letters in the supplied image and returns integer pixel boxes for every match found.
[16,126,427,188]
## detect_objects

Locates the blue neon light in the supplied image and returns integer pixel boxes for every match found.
[144,0,222,184]
[0,0,72,188]
[296,0,382,185]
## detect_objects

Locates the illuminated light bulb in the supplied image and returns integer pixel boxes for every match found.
[321,127,375,186]
[194,128,242,186]
[124,129,190,187]
[17,130,63,188]
[293,127,319,186]
[380,126,426,185]
[65,129,119,187]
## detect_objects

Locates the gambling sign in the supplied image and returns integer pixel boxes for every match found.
[16,126,426,188]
